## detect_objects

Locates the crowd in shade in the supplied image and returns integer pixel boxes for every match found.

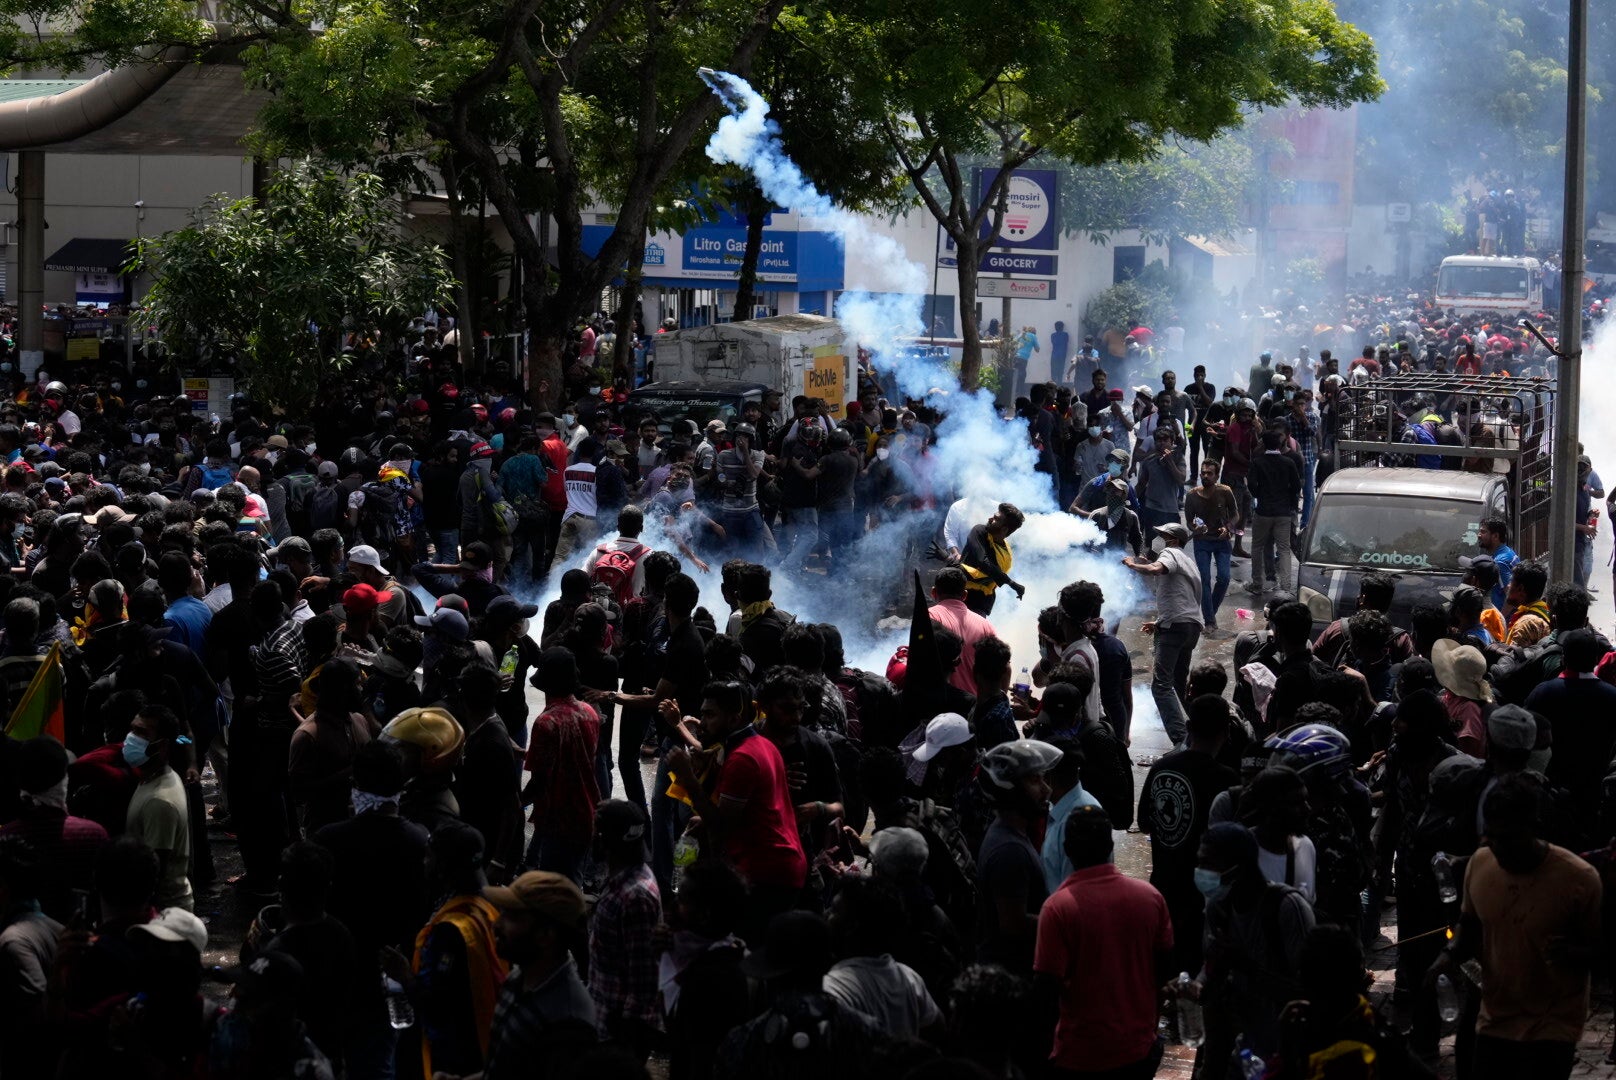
[0,281,1601,1080]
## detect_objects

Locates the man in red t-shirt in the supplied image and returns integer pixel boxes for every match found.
[1034,804,1174,1077]
[536,413,572,572]
[665,680,806,944]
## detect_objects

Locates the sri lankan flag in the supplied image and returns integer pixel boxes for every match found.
[6,641,64,742]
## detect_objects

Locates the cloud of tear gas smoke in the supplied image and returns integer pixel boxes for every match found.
[1575,324,1616,632]
[517,72,1162,678]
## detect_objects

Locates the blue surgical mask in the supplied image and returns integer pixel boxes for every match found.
[1284,390,1295,401]
[1107,462,1123,477]
[562,413,576,427]
[122,733,151,768]
[1087,426,1101,438]
[1194,867,1233,901]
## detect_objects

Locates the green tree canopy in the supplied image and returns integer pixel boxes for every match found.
[822,0,1382,387]
[131,160,454,413]
[244,0,789,402]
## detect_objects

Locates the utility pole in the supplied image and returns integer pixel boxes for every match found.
[1550,0,1588,583]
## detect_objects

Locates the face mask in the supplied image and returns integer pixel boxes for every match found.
[111,381,122,392]
[876,448,890,461]
[1283,390,1295,401]
[139,462,152,476]
[1087,426,1101,438]
[122,733,151,769]
[304,443,317,456]
[563,413,576,427]
[1194,867,1233,901]
[136,379,148,390]
[1107,462,1123,477]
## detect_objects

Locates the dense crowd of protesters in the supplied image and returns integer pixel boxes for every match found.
[0,283,1602,1080]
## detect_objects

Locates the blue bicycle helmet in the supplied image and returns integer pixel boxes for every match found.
[1264,723,1353,782]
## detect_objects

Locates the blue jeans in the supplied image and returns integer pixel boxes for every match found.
[721,508,775,563]
[1193,537,1232,624]
[780,506,820,570]
[345,1023,398,1080]
[649,749,690,899]
[1575,533,1593,588]
[1151,620,1201,745]
[1140,506,1180,547]
[1300,458,1317,529]
[523,832,588,884]
[428,528,459,564]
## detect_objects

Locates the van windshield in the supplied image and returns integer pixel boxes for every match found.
[1305,495,1482,572]
[630,395,743,432]
[1437,264,1528,300]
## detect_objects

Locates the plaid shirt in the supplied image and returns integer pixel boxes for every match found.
[253,617,308,724]
[1284,408,1319,471]
[588,864,662,1032]
[523,696,600,843]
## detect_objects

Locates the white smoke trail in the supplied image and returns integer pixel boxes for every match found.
[698,68,1152,657]
[518,73,1160,699]
[1577,322,1616,635]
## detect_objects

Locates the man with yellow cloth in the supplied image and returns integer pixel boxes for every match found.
[384,819,510,1080]
[960,503,1027,617]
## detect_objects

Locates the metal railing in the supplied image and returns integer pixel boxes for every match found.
[1332,373,1556,560]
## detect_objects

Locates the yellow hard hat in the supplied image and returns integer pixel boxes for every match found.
[381,707,465,771]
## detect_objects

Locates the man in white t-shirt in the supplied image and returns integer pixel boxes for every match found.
[822,875,941,1040]
[553,438,601,565]
[583,504,651,598]
[1123,522,1204,746]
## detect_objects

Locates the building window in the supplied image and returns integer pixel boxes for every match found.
[1113,246,1146,283]
[922,294,955,337]
[1279,181,1340,207]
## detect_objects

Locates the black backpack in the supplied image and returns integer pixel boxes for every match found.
[357,481,400,549]
[308,481,344,532]
[1080,720,1136,830]
[280,472,317,535]
[1486,638,1562,705]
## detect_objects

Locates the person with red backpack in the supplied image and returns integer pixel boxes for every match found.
[584,505,650,608]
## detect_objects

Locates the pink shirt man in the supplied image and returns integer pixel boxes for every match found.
[930,595,997,696]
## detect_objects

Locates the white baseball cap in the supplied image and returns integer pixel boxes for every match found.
[131,906,208,953]
[912,713,972,763]
[347,544,388,574]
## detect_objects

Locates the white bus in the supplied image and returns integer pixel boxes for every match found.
[1434,255,1543,313]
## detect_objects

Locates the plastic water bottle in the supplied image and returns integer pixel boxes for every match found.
[1460,958,1484,988]
[1236,1043,1266,1080]
[1435,973,1460,1023]
[383,975,415,1029]
[1175,972,1204,1047]
[1432,851,1459,904]
[1013,666,1031,697]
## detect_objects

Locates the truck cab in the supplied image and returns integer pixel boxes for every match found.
[1298,468,1512,628]
[625,378,767,434]
[1434,255,1543,313]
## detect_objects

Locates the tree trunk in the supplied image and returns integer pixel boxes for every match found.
[442,159,477,372]
[955,234,985,390]
[734,201,768,323]
[614,228,646,378]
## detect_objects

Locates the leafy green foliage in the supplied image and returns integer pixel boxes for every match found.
[1082,279,1171,340]
[821,0,1382,388]
[131,160,453,412]
[1054,137,1256,243]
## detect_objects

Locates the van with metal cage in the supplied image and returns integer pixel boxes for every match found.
[1297,373,1554,629]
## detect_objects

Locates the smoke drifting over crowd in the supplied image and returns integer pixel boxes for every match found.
[519,70,1155,688]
